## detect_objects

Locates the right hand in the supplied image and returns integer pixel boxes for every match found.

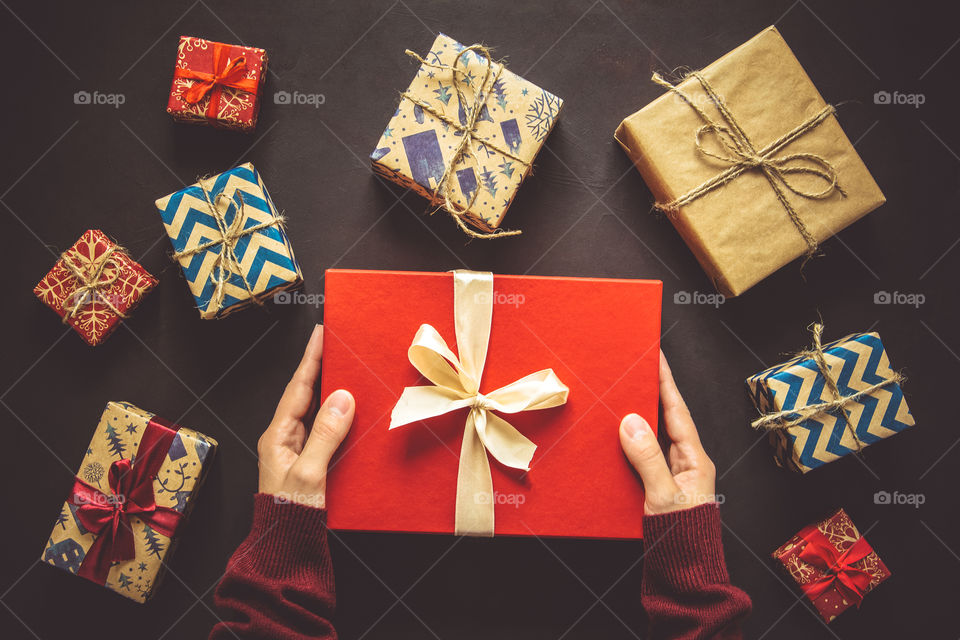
[619,350,718,515]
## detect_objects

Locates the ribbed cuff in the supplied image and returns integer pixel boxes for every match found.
[238,493,331,580]
[642,503,730,592]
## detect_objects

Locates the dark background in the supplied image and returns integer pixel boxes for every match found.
[1,1,957,638]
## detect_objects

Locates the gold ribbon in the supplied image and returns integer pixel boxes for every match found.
[751,324,903,453]
[651,72,846,258]
[389,271,569,536]
[402,45,530,240]
[171,181,286,316]
[59,244,129,322]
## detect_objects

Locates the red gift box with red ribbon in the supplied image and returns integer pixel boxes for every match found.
[41,402,217,602]
[166,36,267,131]
[773,508,891,622]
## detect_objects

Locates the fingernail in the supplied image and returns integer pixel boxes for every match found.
[327,389,353,417]
[622,414,650,439]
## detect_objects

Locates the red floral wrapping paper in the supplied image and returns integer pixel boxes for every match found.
[773,508,891,622]
[34,230,157,346]
[166,36,267,131]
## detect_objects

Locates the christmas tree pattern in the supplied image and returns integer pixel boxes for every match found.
[104,423,127,459]
[143,523,165,558]
[479,168,498,198]
[491,79,508,111]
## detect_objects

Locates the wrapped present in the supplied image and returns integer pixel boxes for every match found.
[746,324,915,473]
[773,508,890,622]
[41,401,217,602]
[155,163,302,319]
[371,34,563,238]
[321,269,662,538]
[34,230,157,346]
[615,26,885,296]
[166,36,267,131]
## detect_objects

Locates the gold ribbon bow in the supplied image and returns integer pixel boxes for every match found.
[402,45,530,240]
[389,271,569,536]
[652,72,846,258]
[60,245,128,321]
[751,323,903,452]
[171,182,286,316]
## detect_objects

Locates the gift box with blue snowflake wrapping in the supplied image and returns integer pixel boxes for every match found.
[41,401,217,602]
[745,332,915,473]
[155,162,302,319]
[371,34,563,236]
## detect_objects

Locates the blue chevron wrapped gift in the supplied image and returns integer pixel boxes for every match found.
[155,163,302,319]
[746,330,915,473]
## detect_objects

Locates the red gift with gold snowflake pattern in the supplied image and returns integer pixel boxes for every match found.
[34,230,157,346]
[773,508,891,623]
[166,36,267,131]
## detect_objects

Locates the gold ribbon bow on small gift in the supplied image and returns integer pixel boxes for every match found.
[389,271,569,536]
[652,71,846,260]
[171,181,286,316]
[402,45,530,240]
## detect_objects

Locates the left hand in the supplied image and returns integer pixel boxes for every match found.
[257,324,355,509]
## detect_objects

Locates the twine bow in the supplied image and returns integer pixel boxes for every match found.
[751,324,903,453]
[389,271,569,536]
[652,71,846,258]
[797,527,874,606]
[402,45,530,239]
[171,181,286,316]
[59,245,128,322]
[175,42,259,120]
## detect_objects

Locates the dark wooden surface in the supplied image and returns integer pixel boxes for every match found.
[1,1,957,638]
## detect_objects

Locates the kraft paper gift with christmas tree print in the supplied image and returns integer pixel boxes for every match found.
[615,26,885,297]
[371,34,563,238]
[41,402,217,603]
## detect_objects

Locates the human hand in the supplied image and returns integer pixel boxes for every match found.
[257,325,355,509]
[619,350,718,515]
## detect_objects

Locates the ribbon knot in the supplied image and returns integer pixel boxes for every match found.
[59,244,129,322]
[389,271,569,536]
[69,417,184,586]
[171,181,286,316]
[174,42,260,120]
[402,45,531,240]
[797,527,874,606]
[652,71,847,259]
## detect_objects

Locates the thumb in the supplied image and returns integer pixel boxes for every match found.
[300,389,355,469]
[620,414,677,496]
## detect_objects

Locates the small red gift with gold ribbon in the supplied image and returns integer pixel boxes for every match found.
[41,402,217,602]
[773,508,891,622]
[166,36,267,131]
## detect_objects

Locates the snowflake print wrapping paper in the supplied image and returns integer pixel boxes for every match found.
[34,230,157,346]
[42,402,217,603]
[773,509,890,622]
[166,36,267,131]
[371,34,563,234]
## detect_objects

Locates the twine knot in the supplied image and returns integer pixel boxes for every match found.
[402,45,530,240]
[651,71,847,259]
[59,244,128,322]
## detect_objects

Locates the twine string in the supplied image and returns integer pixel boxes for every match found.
[651,71,846,259]
[751,324,903,455]
[171,181,286,314]
[59,245,128,321]
[401,44,528,239]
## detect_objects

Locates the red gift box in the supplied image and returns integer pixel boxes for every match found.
[166,36,267,131]
[320,269,662,538]
[34,230,157,346]
[773,508,891,622]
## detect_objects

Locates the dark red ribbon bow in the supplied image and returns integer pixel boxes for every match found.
[174,42,259,120]
[797,528,874,606]
[70,417,183,585]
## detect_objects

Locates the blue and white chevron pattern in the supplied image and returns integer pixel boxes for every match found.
[155,163,302,319]
[745,332,914,473]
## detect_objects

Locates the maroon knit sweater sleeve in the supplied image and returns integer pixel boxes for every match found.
[641,503,752,640]
[209,494,337,640]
